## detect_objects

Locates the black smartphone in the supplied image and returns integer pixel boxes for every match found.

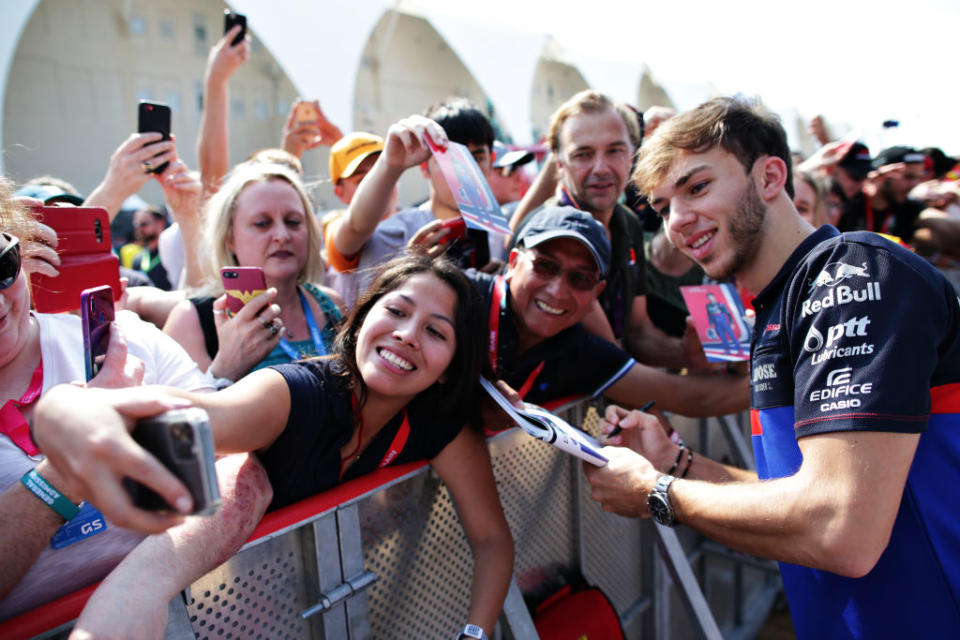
[137,100,171,174]
[124,408,222,516]
[80,285,115,381]
[223,10,247,46]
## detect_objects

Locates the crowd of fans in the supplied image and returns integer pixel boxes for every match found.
[2,21,958,639]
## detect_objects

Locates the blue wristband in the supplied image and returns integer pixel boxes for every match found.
[21,468,81,521]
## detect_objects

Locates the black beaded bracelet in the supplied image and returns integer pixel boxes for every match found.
[680,449,694,478]
[667,443,686,475]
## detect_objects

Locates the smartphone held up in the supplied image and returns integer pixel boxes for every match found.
[123,408,222,516]
[81,285,115,381]
[137,100,171,174]
[223,10,247,46]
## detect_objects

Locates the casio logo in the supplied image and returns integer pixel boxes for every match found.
[810,366,873,411]
[809,262,870,292]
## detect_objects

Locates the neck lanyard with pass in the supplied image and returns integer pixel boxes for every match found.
[0,360,44,456]
[489,276,544,399]
[340,395,411,480]
[277,288,327,360]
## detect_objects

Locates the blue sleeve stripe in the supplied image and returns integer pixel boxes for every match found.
[591,359,637,398]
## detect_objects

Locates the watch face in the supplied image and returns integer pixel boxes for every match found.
[649,493,673,526]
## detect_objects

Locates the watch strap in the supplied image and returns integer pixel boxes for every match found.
[457,623,487,640]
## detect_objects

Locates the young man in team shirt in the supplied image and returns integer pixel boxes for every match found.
[584,96,960,638]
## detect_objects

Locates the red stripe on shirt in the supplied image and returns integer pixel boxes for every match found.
[750,409,763,436]
[931,383,960,414]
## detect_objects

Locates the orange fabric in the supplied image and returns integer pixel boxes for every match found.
[324,215,360,273]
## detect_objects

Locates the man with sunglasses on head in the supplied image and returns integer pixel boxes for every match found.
[470,206,748,416]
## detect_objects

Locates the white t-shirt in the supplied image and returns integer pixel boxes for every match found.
[0,311,211,620]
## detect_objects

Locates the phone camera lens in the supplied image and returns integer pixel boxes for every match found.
[171,423,195,459]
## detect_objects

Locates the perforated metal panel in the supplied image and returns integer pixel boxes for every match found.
[187,530,316,640]
[577,407,648,618]
[359,471,474,638]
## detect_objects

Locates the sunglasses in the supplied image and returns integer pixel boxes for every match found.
[523,250,601,291]
[0,233,21,290]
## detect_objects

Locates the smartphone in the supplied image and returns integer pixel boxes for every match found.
[29,205,121,314]
[294,101,319,127]
[123,408,221,516]
[221,266,267,317]
[81,285,115,381]
[223,10,247,46]
[137,100,171,174]
[439,217,467,244]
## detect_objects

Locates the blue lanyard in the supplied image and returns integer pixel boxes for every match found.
[277,288,326,360]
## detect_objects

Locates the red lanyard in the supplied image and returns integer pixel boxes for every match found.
[340,395,411,480]
[0,360,44,456]
[489,276,544,400]
[864,199,892,234]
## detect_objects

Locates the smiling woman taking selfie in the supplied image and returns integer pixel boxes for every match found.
[163,162,344,385]
[35,253,514,638]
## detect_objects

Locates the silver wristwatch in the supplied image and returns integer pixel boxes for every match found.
[457,623,488,640]
[648,474,677,527]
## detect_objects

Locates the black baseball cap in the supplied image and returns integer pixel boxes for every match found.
[873,145,926,170]
[837,142,872,180]
[516,206,611,276]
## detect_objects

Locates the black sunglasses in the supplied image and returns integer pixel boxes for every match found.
[523,250,601,291]
[0,233,22,290]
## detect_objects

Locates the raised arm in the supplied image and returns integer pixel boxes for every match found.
[430,427,514,634]
[332,116,447,260]
[196,24,250,197]
[84,133,173,221]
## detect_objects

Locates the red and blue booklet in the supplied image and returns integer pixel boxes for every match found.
[427,139,512,235]
[680,283,752,362]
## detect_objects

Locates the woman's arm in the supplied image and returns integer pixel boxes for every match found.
[32,371,291,533]
[430,428,514,634]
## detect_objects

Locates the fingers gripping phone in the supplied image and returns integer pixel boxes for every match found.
[439,217,467,243]
[81,285,115,382]
[137,100,171,174]
[123,408,222,516]
[221,266,267,317]
[223,10,247,46]
[294,101,319,127]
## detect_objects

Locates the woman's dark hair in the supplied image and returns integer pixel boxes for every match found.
[332,253,486,425]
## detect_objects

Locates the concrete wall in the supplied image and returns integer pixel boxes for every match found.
[352,9,498,207]
[530,54,590,144]
[2,0,304,207]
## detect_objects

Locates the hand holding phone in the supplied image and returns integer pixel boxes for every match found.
[439,217,467,243]
[294,101,320,127]
[137,101,172,174]
[221,266,267,317]
[123,408,221,516]
[223,10,247,46]
[81,285,115,381]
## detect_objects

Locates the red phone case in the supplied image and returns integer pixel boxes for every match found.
[220,267,266,316]
[30,206,120,313]
[439,217,467,243]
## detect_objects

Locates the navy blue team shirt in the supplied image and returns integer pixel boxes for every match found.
[749,225,960,638]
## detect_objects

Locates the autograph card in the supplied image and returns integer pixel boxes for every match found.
[427,139,511,235]
[680,283,752,362]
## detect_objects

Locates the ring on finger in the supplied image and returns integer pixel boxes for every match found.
[269,323,279,337]
[141,160,153,173]
[260,316,272,330]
